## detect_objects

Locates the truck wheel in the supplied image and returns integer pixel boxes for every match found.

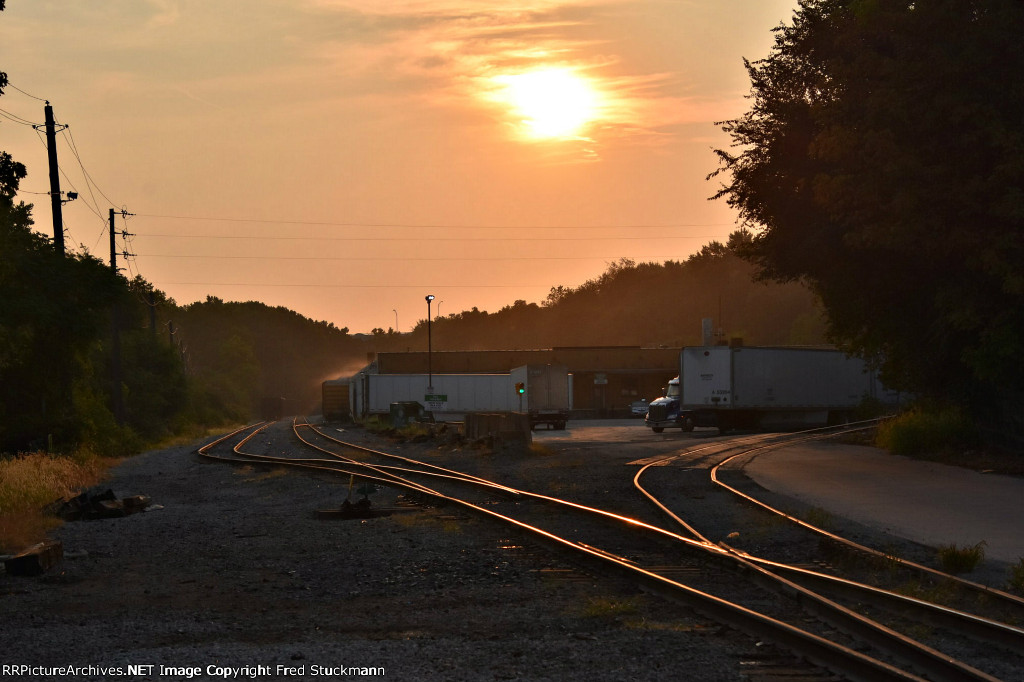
[652,427,664,433]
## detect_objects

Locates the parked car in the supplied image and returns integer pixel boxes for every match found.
[629,399,649,418]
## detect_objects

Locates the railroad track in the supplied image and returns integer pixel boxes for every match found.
[634,426,1024,680]
[198,419,1023,681]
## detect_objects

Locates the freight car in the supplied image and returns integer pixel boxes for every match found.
[321,379,350,421]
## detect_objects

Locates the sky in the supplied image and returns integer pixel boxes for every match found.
[1,0,798,335]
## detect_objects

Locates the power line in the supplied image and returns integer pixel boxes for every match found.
[6,82,47,101]
[135,212,731,230]
[136,253,662,262]
[162,282,554,289]
[138,233,715,242]
[63,126,121,209]
[0,107,39,126]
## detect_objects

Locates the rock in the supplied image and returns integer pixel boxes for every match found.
[4,540,63,576]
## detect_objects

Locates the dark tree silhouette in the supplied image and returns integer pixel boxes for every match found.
[711,0,1024,436]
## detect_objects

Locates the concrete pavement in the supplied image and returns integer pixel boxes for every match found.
[742,441,1024,564]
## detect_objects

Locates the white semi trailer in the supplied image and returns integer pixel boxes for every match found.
[348,365,572,426]
[510,364,572,430]
[350,373,515,420]
[645,346,898,432]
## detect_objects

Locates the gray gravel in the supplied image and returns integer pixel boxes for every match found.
[1,423,770,682]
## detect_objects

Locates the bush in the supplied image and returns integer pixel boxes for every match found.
[875,407,978,457]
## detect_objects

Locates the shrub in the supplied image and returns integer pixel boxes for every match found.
[1008,558,1024,595]
[876,407,978,457]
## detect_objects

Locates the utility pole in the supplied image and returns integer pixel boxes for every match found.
[44,102,65,255]
[425,294,435,390]
[148,291,157,337]
[109,208,124,424]
[109,208,118,273]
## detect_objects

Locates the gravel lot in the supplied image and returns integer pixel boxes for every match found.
[1,421,773,682]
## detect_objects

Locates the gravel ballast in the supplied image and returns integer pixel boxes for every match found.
[1,423,768,682]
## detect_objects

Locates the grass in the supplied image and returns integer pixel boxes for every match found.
[936,541,986,574]
[0,451,112,553]
[578,596,642,619]
[527,442,555,457]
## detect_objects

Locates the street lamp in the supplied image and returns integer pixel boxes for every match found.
[392,309,398,333]
[425,294,435,389]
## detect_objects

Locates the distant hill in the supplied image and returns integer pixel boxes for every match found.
[408,238,828,352]
[167,235,828,420]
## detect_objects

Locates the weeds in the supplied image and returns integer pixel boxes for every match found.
[440,518,462,534]
[361,416,393,435]
[396,423,432,442]
[936,541,986,574]
[579,596,641,619]
[527,442,555,457]
[893,579,959,606]
[0,451,110,552]
[804,507,834,531]
[1007,558,1024,595]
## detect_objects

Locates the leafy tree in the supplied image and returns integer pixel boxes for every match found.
[173,298,361,418]
[710,0,1024,435]
[2,34,189,452]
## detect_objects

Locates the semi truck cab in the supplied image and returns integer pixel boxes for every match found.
[644,377,695,433]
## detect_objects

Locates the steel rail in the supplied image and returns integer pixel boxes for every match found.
[294,417,522,495]
[710,438,1024,612]
[294,422,1006,681]
[227,422,932,682]
[633,439,1011,681]
[291,421,523,501]
[198,422,445,498]
[635,428,1024,653]
[195,422,268,456]
[731,548,1024,653]
[307,417,1024,655]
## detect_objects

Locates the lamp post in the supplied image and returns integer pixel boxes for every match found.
[392,309,398,333]
[425,294,435,390]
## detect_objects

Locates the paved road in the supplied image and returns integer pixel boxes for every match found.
[534,422,1024,566]
[538,422,1024,566]
[742,441,1024,564]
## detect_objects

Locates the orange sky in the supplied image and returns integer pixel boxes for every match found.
[1,1,797,334]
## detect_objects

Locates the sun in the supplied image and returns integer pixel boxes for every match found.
[494,68,599,139]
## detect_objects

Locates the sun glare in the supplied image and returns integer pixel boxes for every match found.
[494,68,599,140]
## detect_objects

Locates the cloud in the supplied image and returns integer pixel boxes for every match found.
[291,1,705,152]
[145,0,181,28]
